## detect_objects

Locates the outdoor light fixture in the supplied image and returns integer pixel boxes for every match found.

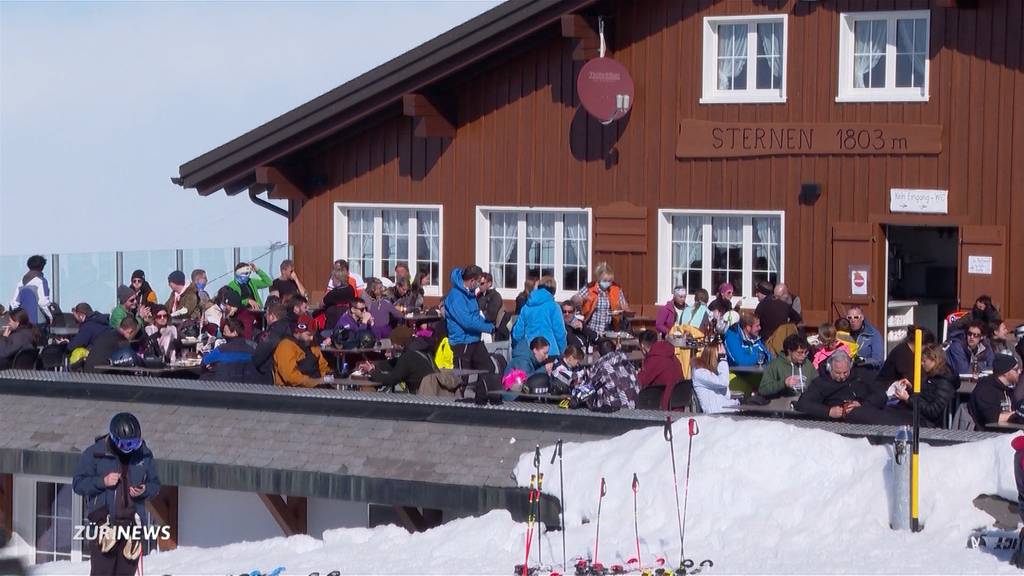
[799,183,822,205]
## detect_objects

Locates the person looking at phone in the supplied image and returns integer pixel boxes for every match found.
[758,335,817,399]
[73,412,160,575]
[796,351,912,425]
[573,262,630,335]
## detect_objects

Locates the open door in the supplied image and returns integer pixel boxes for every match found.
[832,223,879,323]
[958,225,1007,311]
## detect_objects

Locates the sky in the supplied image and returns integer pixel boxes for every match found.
[0,0,502,257]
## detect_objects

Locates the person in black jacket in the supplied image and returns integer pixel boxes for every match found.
[253,302,290,383]
[885,343,958,428]
[361,336,437,393]
[875,327,936,387]
[969,354,1022,428]
[84,317,137,372]
[796,350,912,425]
[562,301,598,351]
[0,308,38,369]
[72,412,160,576]
[67,303,113,351]
[476,273,503,326]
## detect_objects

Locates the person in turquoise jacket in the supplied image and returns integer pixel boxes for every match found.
[227,262,273,309]
[512,276,566,357]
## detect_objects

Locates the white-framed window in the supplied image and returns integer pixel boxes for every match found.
[837,11,930,102]
[475,207,592,301]
[333,203,443,297]
[701,15,788,104]
[657,210,784,304]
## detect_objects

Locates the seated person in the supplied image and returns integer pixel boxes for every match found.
[390,278,423,312]
[969,354,1022,428]
[637,329,683,411]
[110,286,145,330]
[691,343,738,414]
[283,293,310,324]
[876,328,936,387]
[724,312,772,366]
[362,278,404,339]
[795,351,912,425]
[252,303,290,382]
[846,306,883,369]
[141,305,179,362]
[165,270,201,321]
[833,318,860,358]
[812,324,851,373]
[201,318,256,382]
[66,302,112,352]
[130,269,159,305]
[0,309,38,369]
[216,288,257,341]
[583,338,639,411]
[333,299,375,337]
[272,315,330,387]
[84,317,137,372]
[550,345,586,395]
[359,334,436,393]
[759,334,817,398]
[885,343,958,428]
[506,336,553,381]
[946,320,995,376]
[563,301,598,351]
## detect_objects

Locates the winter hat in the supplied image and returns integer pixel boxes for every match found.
[167,270,186,286]
[293,315,316,334]
[131,269,146,281]
[220,290,243,309]
[756,283,773,297]
[116,285,134,304]
[993,354,1021,378]
[719,282,734,294]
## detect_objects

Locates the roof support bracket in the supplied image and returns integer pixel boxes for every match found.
[402,93,456,139]
[561,14,600,60]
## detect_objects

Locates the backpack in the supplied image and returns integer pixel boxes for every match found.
[951,403,977,431]
[434,337,454,369]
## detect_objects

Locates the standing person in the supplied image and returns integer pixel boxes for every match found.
[129,270,158,305]
[691,344,739,414]
[476,272,504,326]
[8,254,53,326]
[774,282,801,317]
[573,262,630,335]
[270,259,308,300]
[708,282,735,317]
[637,329,683,411]
[515,276,538,315]
[512,276,566,357]
[165,271,200,321]
[191,269,211,307]
[227,262,273,311]
[755,284,801,342]
[845,306,883,369]
[444,266,494,372]
[272,315,331,387]
[656,286,688,336]
[327,259,362,297]
[758,335,817,399]
[393,263,412,287]
[0,309,38,369]
[72,412,160,576]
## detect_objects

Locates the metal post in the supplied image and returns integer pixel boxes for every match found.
[911,328,922,532]
[233,247,241,268]
[50,254,60,306]
[175,250,183,272]
[115,251,124,288]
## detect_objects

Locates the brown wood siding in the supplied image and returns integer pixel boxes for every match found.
[289,0,1024,324]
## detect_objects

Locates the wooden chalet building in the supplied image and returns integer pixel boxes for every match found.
[176,0,1024,343]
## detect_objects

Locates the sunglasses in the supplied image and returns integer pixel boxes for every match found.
[112,436,142,453]
[155,313,168,319]
[846,315,862,320]
[967,331,983,338]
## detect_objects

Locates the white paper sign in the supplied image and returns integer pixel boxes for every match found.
[890,188,948,214]
[968,255,993,275]
[850,267,869,296]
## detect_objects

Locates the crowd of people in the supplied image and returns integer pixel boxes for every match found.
[2,254,1023,429]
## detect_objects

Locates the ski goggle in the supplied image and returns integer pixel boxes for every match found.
[112,435,142,453]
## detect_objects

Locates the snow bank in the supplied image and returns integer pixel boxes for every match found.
[31,419,1022,575]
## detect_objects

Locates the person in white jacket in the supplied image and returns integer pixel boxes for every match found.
[9,255,53,325]
[692,343,740,414]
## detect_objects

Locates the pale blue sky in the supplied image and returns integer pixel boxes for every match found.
[0,0,501,257]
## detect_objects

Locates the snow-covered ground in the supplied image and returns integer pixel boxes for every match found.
[14,418,1023,575]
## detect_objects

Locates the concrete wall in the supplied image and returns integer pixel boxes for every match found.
[307,497,367,539]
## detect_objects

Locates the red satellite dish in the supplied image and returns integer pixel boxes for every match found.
[577,57,635,125]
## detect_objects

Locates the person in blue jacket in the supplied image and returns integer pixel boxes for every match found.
[845,306,883,368]
[72,412,160,575]
[725,312,772,366]
[66,303,113,352]
[444,266,495,371]
[512,276,566,358]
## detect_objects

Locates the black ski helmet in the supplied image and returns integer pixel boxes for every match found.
[109,412,141,442]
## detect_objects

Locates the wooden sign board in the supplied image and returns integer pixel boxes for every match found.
[676,119,942,159]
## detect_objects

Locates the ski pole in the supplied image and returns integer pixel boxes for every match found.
[681,418,700,569]
[665,416,685,569]
[534,445,542,567]
[594,477,606,567]
[632,472,641,572]
[551,439,566,574]
[523,474,537,576]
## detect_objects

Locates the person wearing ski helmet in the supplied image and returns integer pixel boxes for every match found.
[72,412,160,576]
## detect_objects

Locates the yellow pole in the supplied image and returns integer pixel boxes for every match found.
[911,328,922,532]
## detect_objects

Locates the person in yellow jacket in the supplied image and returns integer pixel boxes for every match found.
[273,315,331,387]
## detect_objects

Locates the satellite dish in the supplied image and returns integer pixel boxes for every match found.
[577,57,635,125]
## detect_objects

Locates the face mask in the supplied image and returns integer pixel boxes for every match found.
[195,281,206,291]
[235,274,250,285]
[599,280,612,290]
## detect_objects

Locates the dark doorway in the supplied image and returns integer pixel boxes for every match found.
[885,226,959,350]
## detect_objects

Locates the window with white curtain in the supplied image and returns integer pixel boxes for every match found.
[701,15,787,104]
[334,204,443,296]
[837,11,929,102]
[476,208,591,300]
[657,211,784,304]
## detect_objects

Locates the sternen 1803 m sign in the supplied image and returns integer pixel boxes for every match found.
[676,119,943,159]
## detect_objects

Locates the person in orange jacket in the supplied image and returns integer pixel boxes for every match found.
[272,315,331,387]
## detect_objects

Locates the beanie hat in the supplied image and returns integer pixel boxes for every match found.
[719,282,734,294]
[131,269,146,281]
[220,290,243,309]
[168,270,186,285]
[993,354,1020,378]
[116,285,134,304]
[294,315,316,334]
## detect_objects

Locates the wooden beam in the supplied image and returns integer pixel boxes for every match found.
[255,166,307,201]
[402,93,455,139]
[560,14,595,38]
[0,473,11,544]
[145,485,178,551]
[392,506,443,533]
[259,494,308,537]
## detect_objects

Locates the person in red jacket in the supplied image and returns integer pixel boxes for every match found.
[1012,435,1024,568]
[637,330,683,410]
